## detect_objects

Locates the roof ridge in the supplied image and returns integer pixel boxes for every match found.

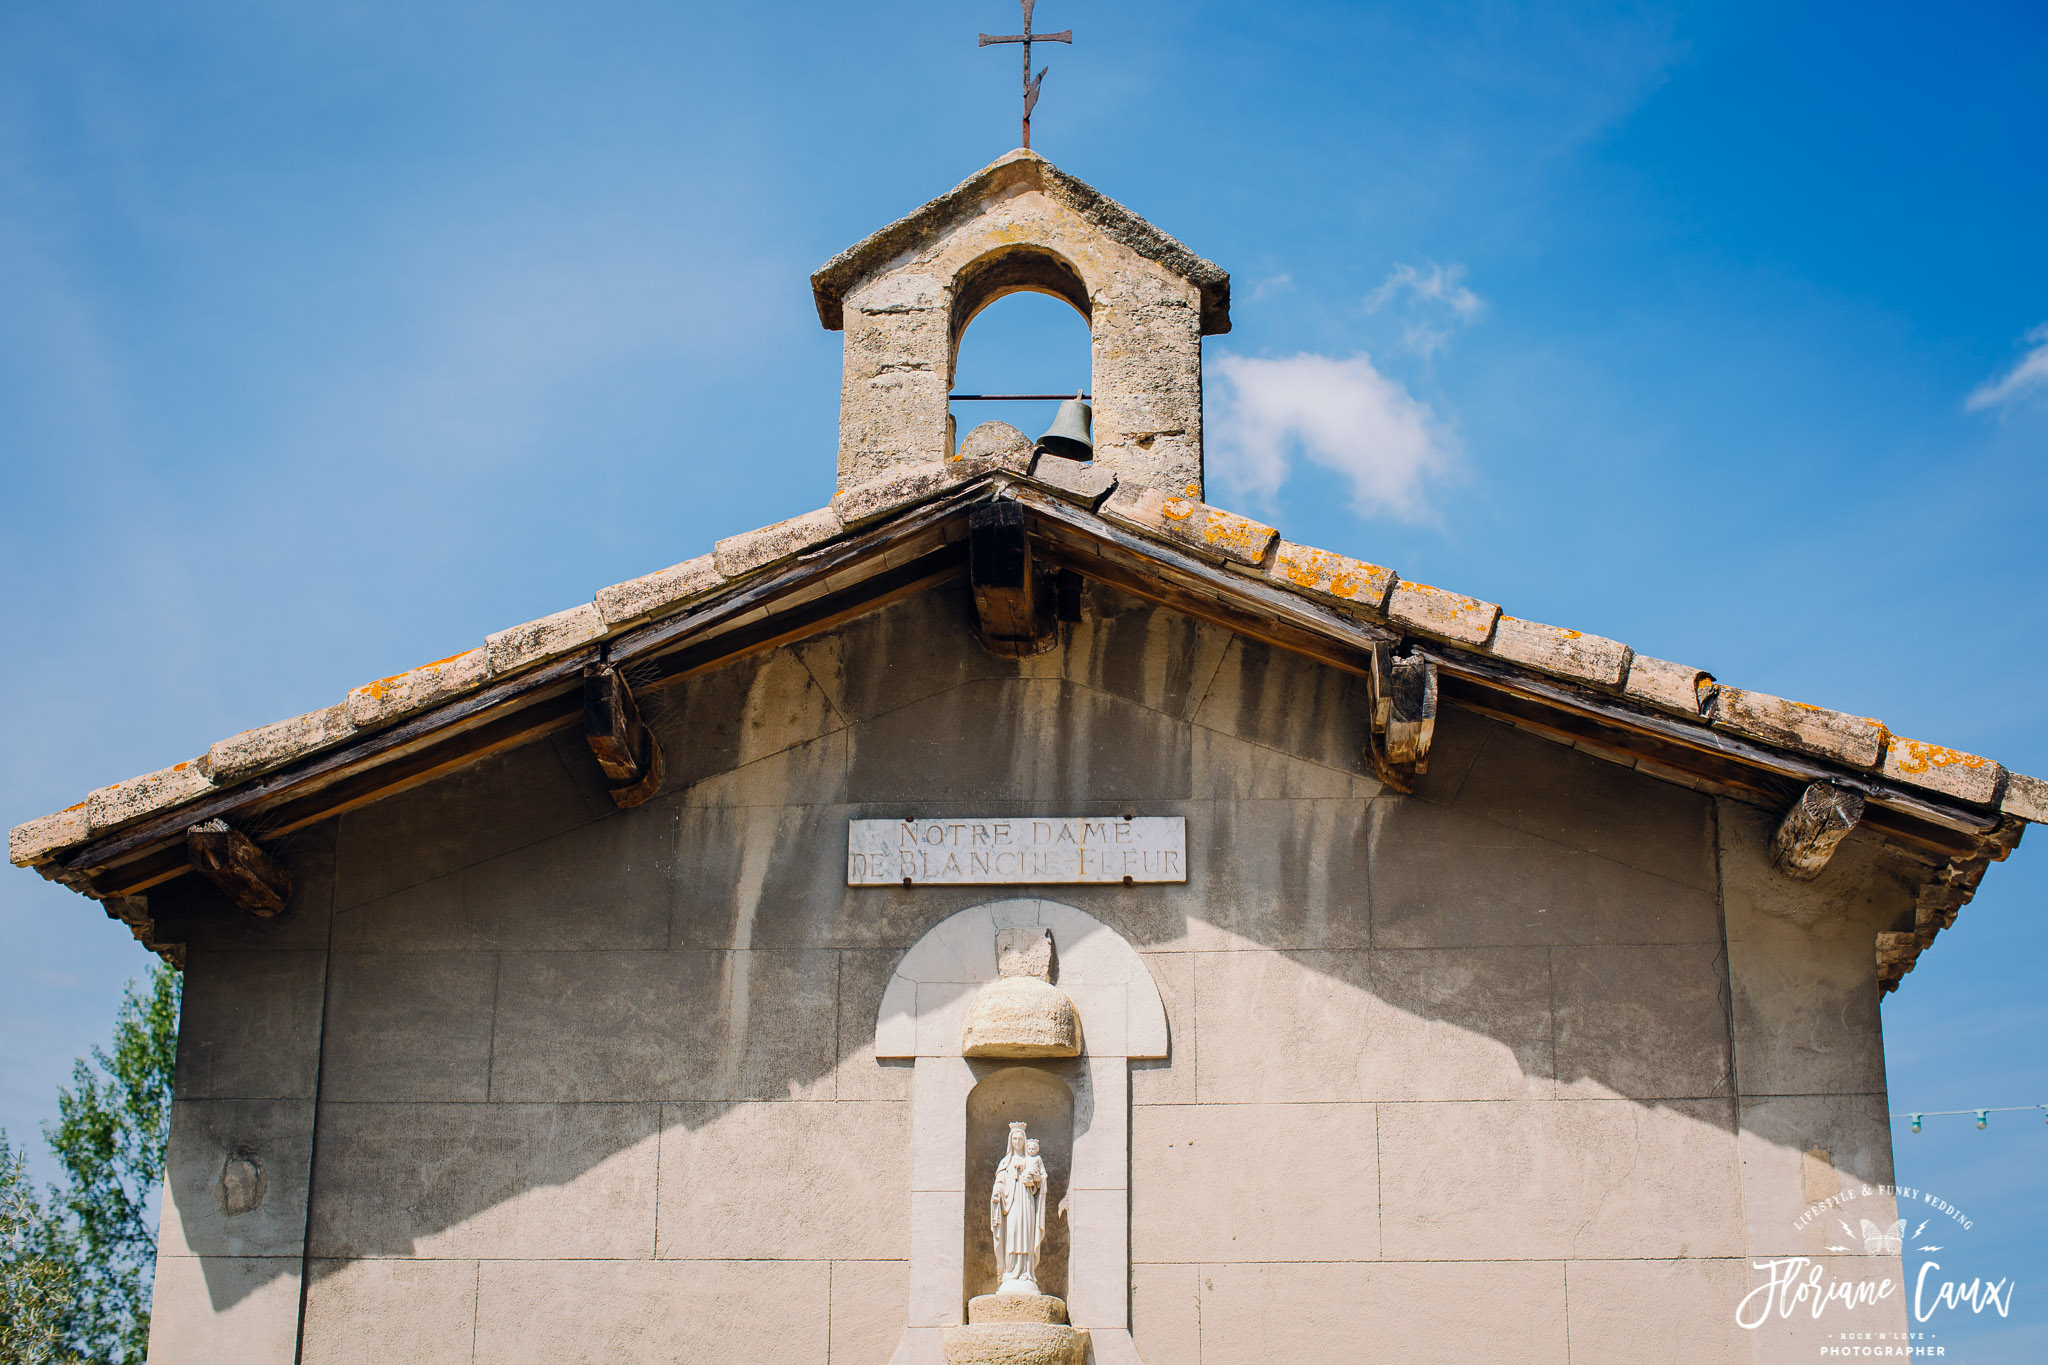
[12,450,2044,873]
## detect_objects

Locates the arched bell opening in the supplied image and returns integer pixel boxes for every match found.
[947,247,1095,458]
[963,1066,1075,1307]
[949,246,1093,353]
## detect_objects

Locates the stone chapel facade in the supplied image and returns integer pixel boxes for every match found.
[12,150,2044,1364]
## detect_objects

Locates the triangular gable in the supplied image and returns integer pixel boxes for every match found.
[10,449,2038,992]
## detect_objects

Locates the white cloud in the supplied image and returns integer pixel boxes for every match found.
[1367,261,1484,357]
[1210,352,1456,522]
[1249,273,1294,302]
[1966,324,2048,412]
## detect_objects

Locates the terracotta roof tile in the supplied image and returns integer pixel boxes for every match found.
[345,648,490,730]
[1879,737,2004,806]
[486,604,607,676]
[1488,616,1632,689]
[1707,686,1888,769]
[1264,542,1396,613]
[713,507,845,578]
[1623,656,1712,718]
[8,805,89,868]
[200,704,357,785]
[84,761,212,836]
[595,553,724,628]
[1386,581,1500,645]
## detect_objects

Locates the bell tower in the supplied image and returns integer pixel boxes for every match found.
[811,149,1231,499]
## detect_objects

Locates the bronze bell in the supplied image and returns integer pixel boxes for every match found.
[1036,392,1093,462]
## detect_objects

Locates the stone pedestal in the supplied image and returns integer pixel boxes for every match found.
[961,976,1080,1057]
[943,1293,1087,1365]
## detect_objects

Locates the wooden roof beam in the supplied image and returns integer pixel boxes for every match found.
[186,819,292,915]
[1770,783,1868,881]
[968,500,1057,658]
[583,662,666,809]
[1365,644,1438,793]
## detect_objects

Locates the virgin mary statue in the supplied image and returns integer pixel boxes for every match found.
[988,1122,1049,1294]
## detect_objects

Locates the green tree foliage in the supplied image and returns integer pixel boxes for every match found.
[41,963,181,1365]
[1,1134,76,1365]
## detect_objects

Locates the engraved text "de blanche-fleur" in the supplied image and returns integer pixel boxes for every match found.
[846,817,1187,886]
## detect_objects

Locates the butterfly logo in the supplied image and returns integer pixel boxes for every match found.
[1861,1219,1905,1255]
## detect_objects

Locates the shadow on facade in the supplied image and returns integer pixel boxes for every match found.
[150,582,1907,1313]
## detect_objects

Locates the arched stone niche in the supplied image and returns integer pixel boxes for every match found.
[814,149,1230,501]
[877,899,1165,1365]
[963,1067,1074,1305]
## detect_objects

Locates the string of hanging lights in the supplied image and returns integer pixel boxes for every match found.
[1894,1105,2048,1132]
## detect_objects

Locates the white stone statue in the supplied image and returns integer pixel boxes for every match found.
[988,1122,1049,1294]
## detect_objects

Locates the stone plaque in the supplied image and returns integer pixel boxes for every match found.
[847,817,1187,886]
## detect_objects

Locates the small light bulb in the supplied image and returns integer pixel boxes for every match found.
[1909,1114,1923,1133]
[1975,1110,1989,1130]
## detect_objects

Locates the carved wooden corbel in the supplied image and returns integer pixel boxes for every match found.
[186,819,293,915]
[968,500,1057,657]
[1769,781,1866,881]
[1366,643,1438,792]
[583,662,666,809]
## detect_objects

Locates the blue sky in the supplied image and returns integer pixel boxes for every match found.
[3,1,2044,1353]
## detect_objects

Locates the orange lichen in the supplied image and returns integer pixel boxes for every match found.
[1202,509,1274,551]
[356,650,476,701]
[1404,582,1488,620]
[1281,559,1321,588]
[1276,545,1381,600]
[1890,739,1989,776]
[1161,497,1195,522]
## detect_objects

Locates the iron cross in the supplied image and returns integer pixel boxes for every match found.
[978,1,1072,150]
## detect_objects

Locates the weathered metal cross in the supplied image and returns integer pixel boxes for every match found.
[978,1,1072,151]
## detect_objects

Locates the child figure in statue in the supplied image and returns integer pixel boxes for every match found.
[989,1121,1050,1295]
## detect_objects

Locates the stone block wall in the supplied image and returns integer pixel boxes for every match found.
[148,583,1913,1362]
[836,188,1207,498]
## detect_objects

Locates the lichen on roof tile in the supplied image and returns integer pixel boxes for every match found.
[1386,581,1500,645]
[1708,685,1887,769]
[1101,485,1277,567]
[84,761,213,835]
[9,805,90,867]
[829,456,996,530]
[1265,541,1396,613]
[1623,656,1712,717]
[486,603,607,676]
[345,647,490,729]
[595,553,724,627]
[1489,616,1632,688]
[1879,736,2003,806]
[200,704,357,785]
[2001,771,2048,824]
[713,507,845,578]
